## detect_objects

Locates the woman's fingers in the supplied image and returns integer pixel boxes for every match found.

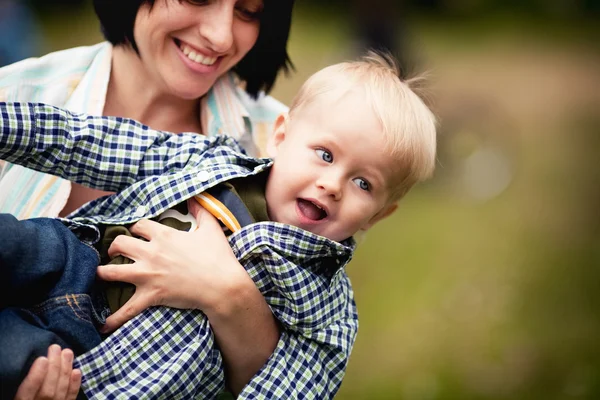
[188,199,222,231]
[187,198,205,224]
[14,357,48,400]
[101,291,153,333]
[128,218,169,240]
[97,205,239,330]
[106,233,146,260]
[96,262,146,284]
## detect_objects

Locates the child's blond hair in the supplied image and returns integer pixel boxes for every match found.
[289,51,437,201]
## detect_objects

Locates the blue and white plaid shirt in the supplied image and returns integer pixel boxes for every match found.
[0,102,359,399]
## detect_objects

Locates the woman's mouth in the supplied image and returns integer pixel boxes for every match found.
[297,199,328,221]
[175,39,218,66]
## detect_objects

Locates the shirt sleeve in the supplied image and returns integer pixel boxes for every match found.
[231,229,359,399]
[0,102,237,192]
[239,309,358,399]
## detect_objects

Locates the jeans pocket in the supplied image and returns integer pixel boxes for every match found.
[30,294,96,325]
[26,294,103,355]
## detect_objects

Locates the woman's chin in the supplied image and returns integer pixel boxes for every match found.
[166,80,213,101]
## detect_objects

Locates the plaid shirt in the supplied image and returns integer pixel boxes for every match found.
[0,102,359,399]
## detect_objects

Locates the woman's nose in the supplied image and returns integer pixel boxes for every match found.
[198,3,234,53]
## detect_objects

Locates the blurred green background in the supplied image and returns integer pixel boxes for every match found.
[4,0,600,398]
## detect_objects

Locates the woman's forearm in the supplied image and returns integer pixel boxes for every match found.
[204,272,280,395]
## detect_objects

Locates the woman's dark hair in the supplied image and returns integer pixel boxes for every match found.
[92,0,294,98]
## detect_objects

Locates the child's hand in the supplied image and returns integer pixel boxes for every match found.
[14,344,81,400]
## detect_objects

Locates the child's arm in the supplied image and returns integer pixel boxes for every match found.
[0,102,240,193]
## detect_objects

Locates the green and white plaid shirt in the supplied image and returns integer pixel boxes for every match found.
[0,102,359,399]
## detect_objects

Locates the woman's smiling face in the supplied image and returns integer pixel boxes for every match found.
[133,0,263,99]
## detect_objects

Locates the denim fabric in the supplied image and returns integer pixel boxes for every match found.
[0,214,107,399]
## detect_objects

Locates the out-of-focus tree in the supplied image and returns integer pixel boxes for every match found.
[305,0,600,16]
[30,0,86,7]
[0,0,42,66]
[349,0,414,77]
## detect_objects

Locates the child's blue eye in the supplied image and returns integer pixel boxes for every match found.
[316,149,333,163]
[353,178,370,191]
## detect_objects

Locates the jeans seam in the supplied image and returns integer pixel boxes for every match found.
[30,294,94,324]
[66,294,90,322]
[81,240,101,263]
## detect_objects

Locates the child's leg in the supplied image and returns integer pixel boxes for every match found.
[0,214,100,307]
[0,308,70,399]
[0,214,105,396]
[0,304,102,399]
[0,304,98,399]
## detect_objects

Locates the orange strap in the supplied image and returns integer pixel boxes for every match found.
[193,193,242,233]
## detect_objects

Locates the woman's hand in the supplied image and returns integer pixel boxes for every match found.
[97,199,279,393]
[14,345,81,400]
[97,199,248,332]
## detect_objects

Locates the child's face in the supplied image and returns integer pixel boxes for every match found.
[265,89,398,242]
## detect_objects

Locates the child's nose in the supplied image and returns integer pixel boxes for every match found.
[316,175,342,200]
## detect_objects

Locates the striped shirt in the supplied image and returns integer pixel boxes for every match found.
[0,42,286,219]
[0,102,359,399]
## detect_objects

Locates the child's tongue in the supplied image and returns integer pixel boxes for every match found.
[297,199,326,220]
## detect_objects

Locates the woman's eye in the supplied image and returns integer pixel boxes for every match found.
[185,0,210,5]
[316,149,333,163]
[235,6,263,21]
[353,178,370,191]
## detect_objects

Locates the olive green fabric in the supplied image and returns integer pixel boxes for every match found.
[227,170,270,223]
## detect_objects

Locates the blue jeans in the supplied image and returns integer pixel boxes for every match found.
[0,214,108,399]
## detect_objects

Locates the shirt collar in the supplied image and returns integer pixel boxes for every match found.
[201,73,252,141]
[229,223,356,279]
[64,42,112,115]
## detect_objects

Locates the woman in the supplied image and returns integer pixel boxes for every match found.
[0,0,305,398]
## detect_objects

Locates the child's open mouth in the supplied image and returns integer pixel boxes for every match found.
[297,199,327,221]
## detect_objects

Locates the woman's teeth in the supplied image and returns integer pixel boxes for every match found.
[180,44,217,66]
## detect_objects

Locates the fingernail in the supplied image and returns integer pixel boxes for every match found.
[62,349,74,362]
[48,344,61,358]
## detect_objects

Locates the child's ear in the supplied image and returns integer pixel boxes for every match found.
[266,112,288,158]
[360,203,398,232]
